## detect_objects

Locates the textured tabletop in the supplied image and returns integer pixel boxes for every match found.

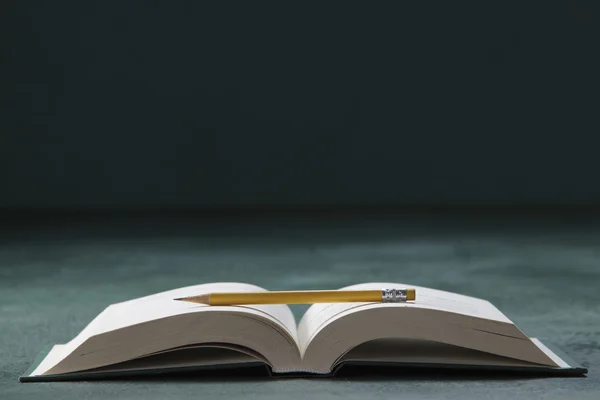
[1,215,598,399]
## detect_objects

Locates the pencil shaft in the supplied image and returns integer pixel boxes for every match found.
[209,290,382,305]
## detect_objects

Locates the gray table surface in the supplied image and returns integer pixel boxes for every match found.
[1,215,598,399]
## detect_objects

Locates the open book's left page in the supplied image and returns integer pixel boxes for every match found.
[29,283,301,377]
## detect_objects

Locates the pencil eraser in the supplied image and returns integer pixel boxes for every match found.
[406,289,416,301]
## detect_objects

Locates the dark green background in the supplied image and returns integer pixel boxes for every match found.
[3,4,599,398]
[2,1,599,208]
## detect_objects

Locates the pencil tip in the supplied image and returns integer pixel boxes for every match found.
[173,294,210,304]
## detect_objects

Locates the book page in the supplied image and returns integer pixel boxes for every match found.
[81,345,263,373]
[30,344,260,377]
[337,338,543,367]
[58,283,297,368]
[297,282,512,355]
[30,345,68,376]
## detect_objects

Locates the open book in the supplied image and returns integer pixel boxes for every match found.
[21,282,586,381]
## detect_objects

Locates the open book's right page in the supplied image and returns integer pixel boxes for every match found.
[297,282,512,356]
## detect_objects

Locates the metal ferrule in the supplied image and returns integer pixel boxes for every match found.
[381,288,407,302]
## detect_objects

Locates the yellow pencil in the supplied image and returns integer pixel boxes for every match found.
[174,288,416,305]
